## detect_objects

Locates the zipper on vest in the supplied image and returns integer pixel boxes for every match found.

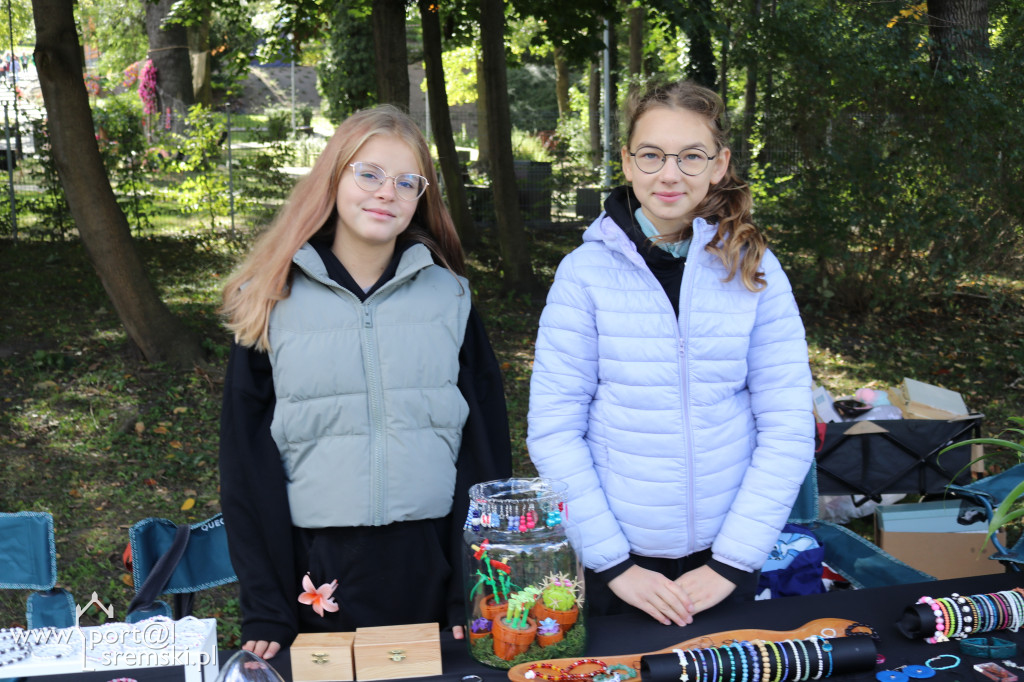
[361,303,387,525]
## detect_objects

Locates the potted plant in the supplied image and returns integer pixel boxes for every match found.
[533,572,582,630]
[469,617,492,643]
[469,540,519,621]
[536,617,563,647]
[491,586,541,660]
[942,417,1024,552]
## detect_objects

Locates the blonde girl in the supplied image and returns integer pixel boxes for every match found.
[220,105,511,657]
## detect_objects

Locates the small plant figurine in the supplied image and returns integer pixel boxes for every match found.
[469,617,493,643]
[505,586,542,629]
[491,586,540,660]
[536,617,563,647]
[468,540,520,618]
[534,572,582,629]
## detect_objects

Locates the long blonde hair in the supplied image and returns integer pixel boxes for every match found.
[221,105,465,350]
[623,80,766,291]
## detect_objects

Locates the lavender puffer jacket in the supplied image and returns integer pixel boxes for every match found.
[527,214,814,574]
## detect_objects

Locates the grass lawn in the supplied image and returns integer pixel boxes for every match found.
[1,218,1023,646]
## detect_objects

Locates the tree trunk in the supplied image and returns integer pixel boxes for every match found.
[479,0,537,293]
[32,0,205,369]
[419,0,477,248]
[588,59,601,168]
[475,56,490,170]
[554,45,570,121]
[145,0,195,134]
[740,0,761,174]
[628,6,644,78]
[687,0,717,89]
[927,0,989,71]
[719,21,730,110]
[372,0,410,109]
[188,6,212,107]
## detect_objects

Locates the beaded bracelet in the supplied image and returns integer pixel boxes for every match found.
[766,642,782,682]
[796,638,813,682]
[673,649,690,682]
[776,641,791,682]
[817,637,834,678]
[807,636,824,681]
[786,640,800,682]
[710,646,722,682]
[743,641,760,682]
[695,648,709,682]
[724,643,740,682]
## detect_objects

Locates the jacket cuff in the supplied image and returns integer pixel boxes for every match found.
[706,558,752,587]
[241,621,298,649]
[595,557,635,584]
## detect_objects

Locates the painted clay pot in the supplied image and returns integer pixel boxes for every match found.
[532,601,579,630]
[491,616,537,661]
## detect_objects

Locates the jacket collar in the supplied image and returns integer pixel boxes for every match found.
[583,186,717,264]
[291,241,434,292]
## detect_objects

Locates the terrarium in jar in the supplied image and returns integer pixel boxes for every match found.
[462,478,585,668]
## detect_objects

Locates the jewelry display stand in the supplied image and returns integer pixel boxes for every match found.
[0,617,218,682]
[898,588,1024,642]
[507,618,865,682]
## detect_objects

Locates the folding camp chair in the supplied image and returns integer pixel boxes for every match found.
[947,462,1024,572]
[787,465,936,589]
[815,416,983,505]
[0,511,75,628]
[126,512,237,623]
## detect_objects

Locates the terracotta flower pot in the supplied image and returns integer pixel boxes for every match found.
[480,595,507,621]
[491,616,537,661]
[469,628,491,643]
[537,630,564,647]
[533,601,580,630]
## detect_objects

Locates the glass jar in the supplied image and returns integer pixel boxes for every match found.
[462,478,585,668]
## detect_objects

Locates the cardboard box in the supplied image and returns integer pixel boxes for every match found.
[354,623,441,681]
[875,501,1006,580]
[291,632,356,682]
[890,378,970,420]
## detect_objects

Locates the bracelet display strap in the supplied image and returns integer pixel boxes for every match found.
[961,637,1018,659]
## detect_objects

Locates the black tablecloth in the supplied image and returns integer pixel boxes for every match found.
[25,572,1024,682]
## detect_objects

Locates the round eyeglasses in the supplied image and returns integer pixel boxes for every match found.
[349,162,428,201]
[629,145,718,176]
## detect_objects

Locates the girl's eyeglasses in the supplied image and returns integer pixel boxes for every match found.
[628,145,718,176]
[349,162,428,201]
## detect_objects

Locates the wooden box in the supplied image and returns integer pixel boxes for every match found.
[353,623,441,681]
[291,632,356,682]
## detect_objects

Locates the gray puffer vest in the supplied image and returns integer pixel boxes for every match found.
[269,243,471,527]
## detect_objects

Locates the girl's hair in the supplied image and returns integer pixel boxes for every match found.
[221,104,465,350]
[623,80,766,291]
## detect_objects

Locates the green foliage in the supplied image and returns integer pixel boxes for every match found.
[260,107,292,142]
[941,418,1024,548]
[317,4,377,125]
[507,64,559,132]
[745,0,1024,314]
[94,93,155,234]
[21,119,74,241]
[172,105,231,233]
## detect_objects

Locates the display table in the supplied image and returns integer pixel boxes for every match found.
[21,573,1024,682]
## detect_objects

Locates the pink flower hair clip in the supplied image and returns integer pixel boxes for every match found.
[298,573,339,617]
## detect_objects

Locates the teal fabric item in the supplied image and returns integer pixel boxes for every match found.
[126,600,172,623]
[635,208,691,258]
[787,465,934,589]
[129,513,236,594]
[0,512,57,590]
[26,588,76,628]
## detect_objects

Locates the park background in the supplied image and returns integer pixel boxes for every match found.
[1,0,1023,646]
